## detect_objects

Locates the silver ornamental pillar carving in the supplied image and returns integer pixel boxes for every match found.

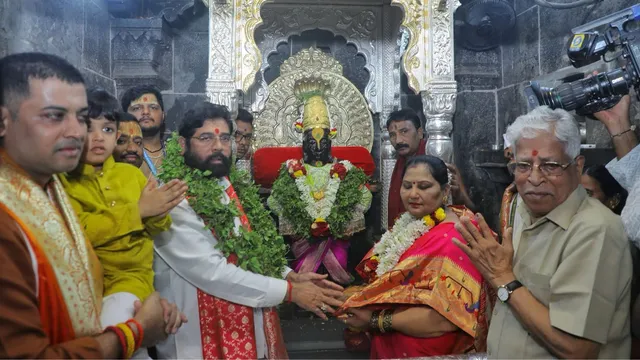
[421,0,458,164]
[380,106,397,231]
[206,0,242,171]
[421,81,457,164]
[379,4,405,231]
[206,0,238,118]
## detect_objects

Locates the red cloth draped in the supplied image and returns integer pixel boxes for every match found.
[387,139,427,228]
[196,179,288,359]
[252,146,375,188]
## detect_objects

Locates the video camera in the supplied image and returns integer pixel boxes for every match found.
[526,5,640,115]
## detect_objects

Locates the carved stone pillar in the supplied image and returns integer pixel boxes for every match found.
[420,0,458,164]
[392,0,459,163]
[380,105,397,231]
[421,81,457,164]
[205,0,238,119]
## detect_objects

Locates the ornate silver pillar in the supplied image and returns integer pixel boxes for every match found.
[380,106,397,231]
[421,0,458,163]
[205,0,238,117]
[421,81,457,164]
[392,0,459,164]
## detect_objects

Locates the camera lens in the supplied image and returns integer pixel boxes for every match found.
[529,68,632,114]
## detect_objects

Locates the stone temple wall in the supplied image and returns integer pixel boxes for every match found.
[2,0,639,232]
[452,0,640,229]
[0,0,115,93]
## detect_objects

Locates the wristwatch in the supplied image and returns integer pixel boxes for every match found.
[497,280,523,303]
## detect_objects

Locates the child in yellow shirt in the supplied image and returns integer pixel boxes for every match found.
[61,88,187,358]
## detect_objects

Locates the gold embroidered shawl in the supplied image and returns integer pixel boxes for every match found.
[0,155,103,337]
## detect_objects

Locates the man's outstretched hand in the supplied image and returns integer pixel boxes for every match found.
[289,280,344,320]
[288,272,344,292]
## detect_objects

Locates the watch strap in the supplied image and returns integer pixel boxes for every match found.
[505,280,523,293]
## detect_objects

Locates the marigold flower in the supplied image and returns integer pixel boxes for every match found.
[423,215,436,227]
[434,208,446,222]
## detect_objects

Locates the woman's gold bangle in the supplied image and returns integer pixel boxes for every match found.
[378,310,386,333]
[382,309,394,333]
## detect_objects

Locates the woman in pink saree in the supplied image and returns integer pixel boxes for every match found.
[338,155,489,358]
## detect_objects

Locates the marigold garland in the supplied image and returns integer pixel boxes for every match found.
[158,133,288,278]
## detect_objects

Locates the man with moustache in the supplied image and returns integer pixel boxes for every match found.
[386,108,474,228]
[121,85,166,177]
[113,112,144,168]
[235,107,254,161]
[386,109,427,228]
[0,52,179,358]
[455,106,632,359]
[152,102,344,359]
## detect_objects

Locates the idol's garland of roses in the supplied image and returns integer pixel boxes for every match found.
[270,159,368,241]
[158,133,288,278]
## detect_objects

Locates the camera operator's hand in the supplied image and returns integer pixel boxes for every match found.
[594,95,632,135]
[594,94,638,159]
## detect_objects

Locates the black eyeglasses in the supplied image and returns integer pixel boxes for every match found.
[234,132,253,142]
[191,133,231,145]
[507,158,576,177]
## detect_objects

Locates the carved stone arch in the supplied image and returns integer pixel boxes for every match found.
[251,4,382,113]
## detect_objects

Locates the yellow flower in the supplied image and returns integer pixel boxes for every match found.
[423,215,436,227]
[332,173,339,178]
[293,170,304,178]
[434,208,446,222]
[370,255,379,261]
[315,218,326,223]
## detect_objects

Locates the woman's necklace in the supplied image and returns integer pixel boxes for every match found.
[373,208,447,276]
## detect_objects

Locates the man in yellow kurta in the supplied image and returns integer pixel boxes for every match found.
[60,88,187,358]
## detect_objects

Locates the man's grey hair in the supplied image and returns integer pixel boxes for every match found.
[505,106,581,159]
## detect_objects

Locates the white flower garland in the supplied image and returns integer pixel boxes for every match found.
[373,212,431,277]
[292,160,354,220]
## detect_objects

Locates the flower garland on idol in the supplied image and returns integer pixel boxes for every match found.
[270,158,368,241]
[158,133,288,278]
[371,208,447,277]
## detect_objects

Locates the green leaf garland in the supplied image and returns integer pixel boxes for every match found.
[158,133,288,278]
[271,161,368,240]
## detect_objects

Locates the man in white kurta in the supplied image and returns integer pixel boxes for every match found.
[153,178,291,359]
[152,102,343,359]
